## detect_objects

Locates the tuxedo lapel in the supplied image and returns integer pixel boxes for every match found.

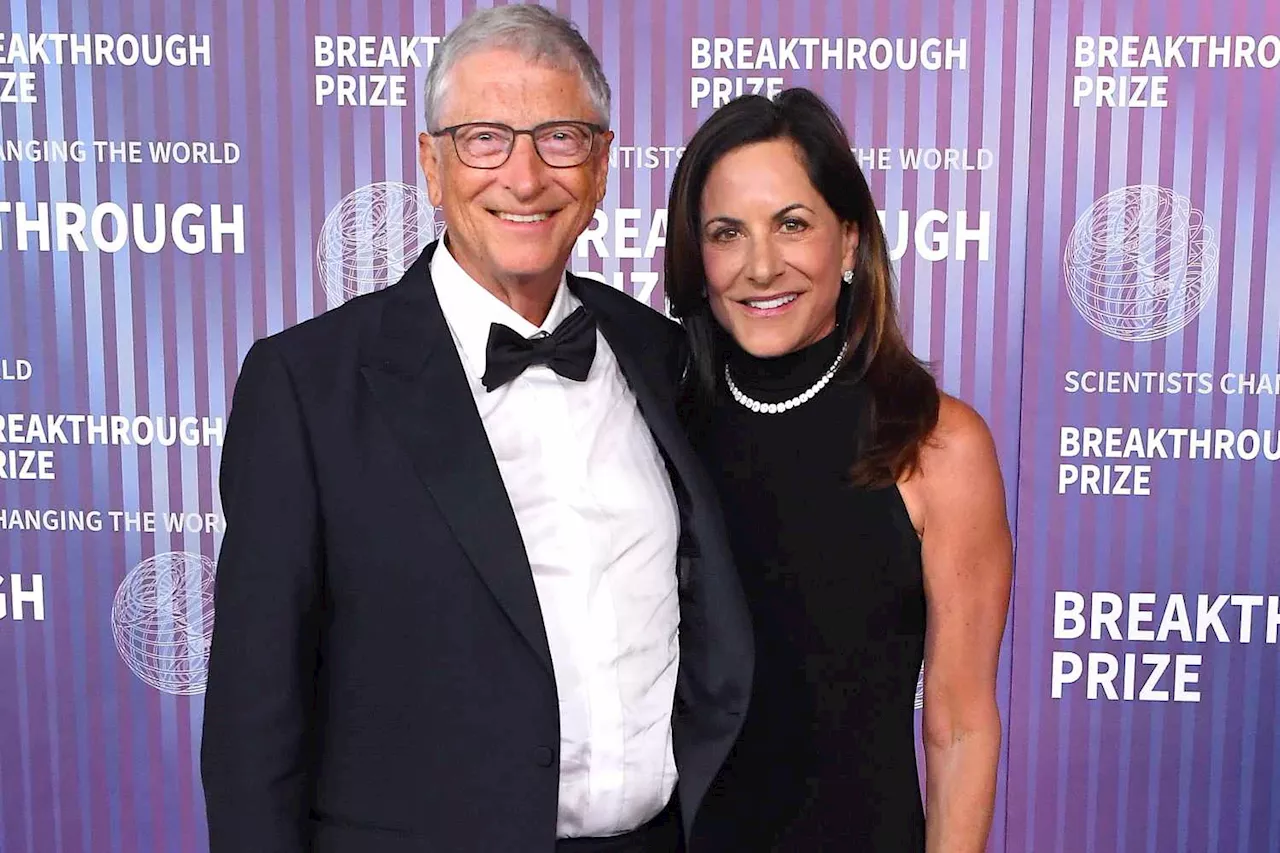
[361,245,554,677]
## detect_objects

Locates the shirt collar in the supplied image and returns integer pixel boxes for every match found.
[430,235,580,381]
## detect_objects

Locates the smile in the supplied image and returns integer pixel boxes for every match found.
[743,293,798,310]
[493,211,552,223]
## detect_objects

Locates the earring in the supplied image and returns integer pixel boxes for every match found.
[841,269,854,284]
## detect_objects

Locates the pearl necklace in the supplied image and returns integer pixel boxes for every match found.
[724,339,849,414]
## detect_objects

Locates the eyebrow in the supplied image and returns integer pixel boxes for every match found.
[703,203,815,229]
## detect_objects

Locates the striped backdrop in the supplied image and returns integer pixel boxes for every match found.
[4,1,1273,851]
[1011,1,1280,853]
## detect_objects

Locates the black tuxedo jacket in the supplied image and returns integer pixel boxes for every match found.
[200,242,753,853]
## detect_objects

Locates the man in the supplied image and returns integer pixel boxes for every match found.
[200,6,751,852]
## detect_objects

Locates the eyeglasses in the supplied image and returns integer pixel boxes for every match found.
[429,120,606,169]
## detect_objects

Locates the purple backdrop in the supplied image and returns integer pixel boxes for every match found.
[1,0,1275,851]
[1010,2,1280,853]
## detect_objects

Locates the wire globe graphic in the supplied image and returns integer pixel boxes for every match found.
[111,551,217,696]
[1063,185,1219,342]
[316,181,443,307]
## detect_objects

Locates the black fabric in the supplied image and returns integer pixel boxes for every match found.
[201,241,752,853]
[688,331,927,852]
[482,304,598,391]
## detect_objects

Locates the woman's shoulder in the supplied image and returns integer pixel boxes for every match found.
[898,394,1003,530]
[916,395,1000,486]
[931,395,1005,511]
[929,395,993,452]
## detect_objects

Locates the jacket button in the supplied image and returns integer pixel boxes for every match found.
[533,746,555,767]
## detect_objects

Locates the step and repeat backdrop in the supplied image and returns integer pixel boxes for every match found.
[1013,2,1280,852]
[0,0,1276,851]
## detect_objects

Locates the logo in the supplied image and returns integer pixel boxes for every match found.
[1063,185,1219,342]
[111,551,216,696]
[316,181,444,308]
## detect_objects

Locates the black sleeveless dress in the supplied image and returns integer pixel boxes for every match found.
[688,331,927,852]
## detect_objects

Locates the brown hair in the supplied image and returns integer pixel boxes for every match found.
[666,88,939,486]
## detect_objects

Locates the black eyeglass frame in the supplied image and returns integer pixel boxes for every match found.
[428,120,609,169]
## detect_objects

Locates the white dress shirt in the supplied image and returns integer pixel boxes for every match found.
[431,240,682,838]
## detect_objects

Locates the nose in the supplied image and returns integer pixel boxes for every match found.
[499,133,546,201]
[745,235,784,287]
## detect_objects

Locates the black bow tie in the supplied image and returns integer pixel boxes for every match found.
[481,305,598,392]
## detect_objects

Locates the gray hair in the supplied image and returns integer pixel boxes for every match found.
[423,4,612,130]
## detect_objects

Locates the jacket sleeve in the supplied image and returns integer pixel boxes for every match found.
[201,339,324,853]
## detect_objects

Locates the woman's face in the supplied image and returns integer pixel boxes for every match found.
[699,138,858,358]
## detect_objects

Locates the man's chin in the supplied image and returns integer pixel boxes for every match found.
[496,268,565,287]
[490,253,570,284]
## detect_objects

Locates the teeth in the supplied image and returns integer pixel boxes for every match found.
[496,212,550,223]
[746,294,797,310]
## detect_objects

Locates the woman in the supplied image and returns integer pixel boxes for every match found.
[666,89,1012,851]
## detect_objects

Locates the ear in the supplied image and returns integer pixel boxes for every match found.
[418,132,445,207]
[590,130,614,206]
[842,221,860,271]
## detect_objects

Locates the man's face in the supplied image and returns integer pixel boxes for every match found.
[419,49,612,297]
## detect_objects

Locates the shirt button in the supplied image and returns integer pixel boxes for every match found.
[533,746,555,767]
